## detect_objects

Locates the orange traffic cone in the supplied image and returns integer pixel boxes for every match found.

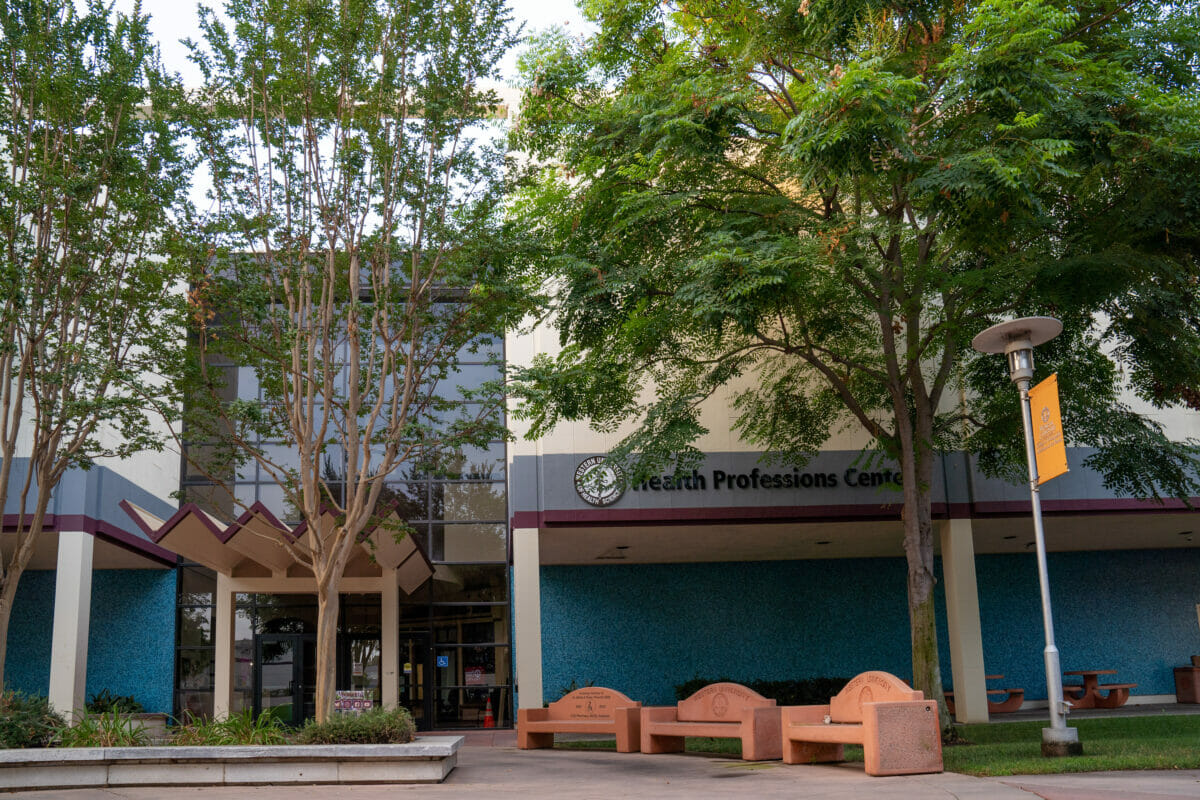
[483,695,495,728]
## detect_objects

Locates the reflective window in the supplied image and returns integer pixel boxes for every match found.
[432,523,506,562]
[432,482,505,522]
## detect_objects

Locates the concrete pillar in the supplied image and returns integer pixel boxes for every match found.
[512,527,543,709]
[940,518,989,723]
[381,569,399,710]
[48,531,94,718]
[213,572,234,719]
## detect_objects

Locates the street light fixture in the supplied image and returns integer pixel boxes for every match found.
[972,316,1082,758]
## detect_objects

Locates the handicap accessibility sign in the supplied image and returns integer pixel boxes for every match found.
[436,655,449,668]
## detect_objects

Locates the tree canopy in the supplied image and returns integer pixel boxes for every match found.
[509,0,1200,723]
[0,0,190,688]
[181,0,529,720]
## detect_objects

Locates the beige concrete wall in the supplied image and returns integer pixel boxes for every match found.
[505,323,877,459]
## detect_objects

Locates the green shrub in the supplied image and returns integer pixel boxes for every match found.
[0,692,64,749]
[673,676,852,706]
[170,710,287,746]
[86,689,144,715]
[56,711,148,747]
[295,707,415,745]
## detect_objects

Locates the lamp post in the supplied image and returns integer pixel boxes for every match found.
[972,317,1082,757]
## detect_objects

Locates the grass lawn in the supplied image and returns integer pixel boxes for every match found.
[557,715,1200,777]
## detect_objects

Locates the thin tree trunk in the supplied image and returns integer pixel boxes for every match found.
[0,573,20,685]
[314,582,340,723]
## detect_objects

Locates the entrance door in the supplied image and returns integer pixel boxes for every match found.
[338,634,382,707]
[400,632,432,731]
[254,633,316,726]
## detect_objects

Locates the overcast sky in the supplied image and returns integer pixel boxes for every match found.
[118,0,591,85]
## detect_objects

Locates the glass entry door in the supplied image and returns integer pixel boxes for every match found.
[400,633,432,731]
[338,634,382,708]
[254,633,315,726]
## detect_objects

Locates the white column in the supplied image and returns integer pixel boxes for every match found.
[48,531,94,719]
[213,572,234,719]
[381,569,399,710]
[940,518,989,723]
[512,527,543,709]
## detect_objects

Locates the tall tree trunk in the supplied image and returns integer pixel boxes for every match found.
[900,437,951,732]
[314,583,340,723]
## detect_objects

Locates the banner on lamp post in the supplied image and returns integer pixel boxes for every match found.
[1029,373,1069,484]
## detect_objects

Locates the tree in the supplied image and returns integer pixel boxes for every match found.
[509,0,1200,729]
[182,0,527,721]
[0,0,190,687]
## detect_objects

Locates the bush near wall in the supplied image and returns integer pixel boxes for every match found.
[0,692,63,748]
[674,677,852,706]
[295,707,415,745]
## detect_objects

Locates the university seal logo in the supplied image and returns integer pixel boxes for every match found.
[574,456,626,507]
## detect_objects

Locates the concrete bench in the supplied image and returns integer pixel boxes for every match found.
[782,671,942,776]
[517,687,642,752]
[640,682,781,761]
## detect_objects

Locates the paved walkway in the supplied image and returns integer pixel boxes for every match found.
[7,740,1200,800]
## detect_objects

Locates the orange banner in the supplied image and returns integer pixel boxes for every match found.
[1029,373,1069,484]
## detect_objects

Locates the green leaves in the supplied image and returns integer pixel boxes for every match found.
[510,0,1200,497]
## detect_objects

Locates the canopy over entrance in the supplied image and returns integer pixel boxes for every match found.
[120,500,432,592]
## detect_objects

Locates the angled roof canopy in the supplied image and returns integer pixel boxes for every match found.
[120,500,432,592]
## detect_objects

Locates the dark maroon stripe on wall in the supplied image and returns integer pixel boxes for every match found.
[1,513,177,566]
[511,495,1199,529]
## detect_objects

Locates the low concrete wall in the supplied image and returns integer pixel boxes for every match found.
[0,737,462,789]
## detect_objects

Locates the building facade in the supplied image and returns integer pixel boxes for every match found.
[5,325,1199,729]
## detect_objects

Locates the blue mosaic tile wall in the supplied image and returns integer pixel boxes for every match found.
[541,549,1200,705]
[966,549,1200,701]
[5,571,54,696]
[4,569,176,713]
[87,570,176,713]
[540,559,914,704]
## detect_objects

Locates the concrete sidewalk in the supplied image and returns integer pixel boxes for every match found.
[6,742,1200,800]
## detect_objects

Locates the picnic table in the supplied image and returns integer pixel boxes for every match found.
[1063,669,1137,709]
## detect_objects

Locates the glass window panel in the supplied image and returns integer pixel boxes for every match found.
[178,566,216,605]
[431,524,506,562]
[177,649,214,690]
[441,363,503,402]
[256,603,317,634]
[256,483,300,525]
[456,334,502,363]
[176,690,213,722]
[430,565,507,603]
[255,593,317,607]
[341,600,381,634]
[425,442,505,480]
[430,606,509,643]
[181,483,235,521]
[433,685,510,729]
[236,366,259,401]
[431,482,505,522]
[183,444,235,482]
[235,606,254,640]
[178,607,213,646]
[382,482,428,522]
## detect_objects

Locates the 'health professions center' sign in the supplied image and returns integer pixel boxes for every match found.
[1029,373,1069,484]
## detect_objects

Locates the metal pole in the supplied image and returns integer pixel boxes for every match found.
[1017,378,1079,755]
[1017,379,1066,730]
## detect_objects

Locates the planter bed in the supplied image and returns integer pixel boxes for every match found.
[0,737,462,790]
